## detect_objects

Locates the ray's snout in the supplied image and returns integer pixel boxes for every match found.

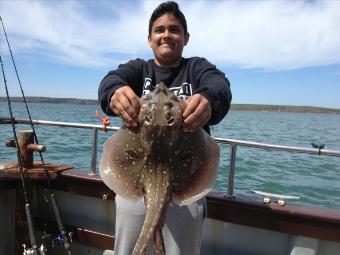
[141,82,181,128]
[154,82,169,96]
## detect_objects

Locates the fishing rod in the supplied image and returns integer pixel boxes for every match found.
[0,55,40,255]
[0,17,72,254]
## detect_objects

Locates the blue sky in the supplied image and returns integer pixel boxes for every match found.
[0,0,339,109]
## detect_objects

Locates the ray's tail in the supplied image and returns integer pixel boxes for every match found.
[132,170,171,255]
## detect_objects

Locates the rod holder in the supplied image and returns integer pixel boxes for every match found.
[5,129,46,168]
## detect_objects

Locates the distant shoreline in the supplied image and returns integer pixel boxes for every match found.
[1,96,340,114]
[230,104,340,114]
[0,96,97,105]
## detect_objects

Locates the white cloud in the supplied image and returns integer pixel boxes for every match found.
[183,0,340,70]
[1,0,339,70]
[1,0,153,67]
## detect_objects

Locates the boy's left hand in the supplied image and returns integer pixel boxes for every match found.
[182,94,211,132]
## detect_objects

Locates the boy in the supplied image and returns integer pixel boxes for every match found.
[99,2,231,254]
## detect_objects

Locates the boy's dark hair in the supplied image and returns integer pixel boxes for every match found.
[149,1,187,35]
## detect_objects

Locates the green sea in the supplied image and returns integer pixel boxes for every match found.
[1,102,340,209]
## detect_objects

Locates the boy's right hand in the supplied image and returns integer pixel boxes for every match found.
[110,86,140,127]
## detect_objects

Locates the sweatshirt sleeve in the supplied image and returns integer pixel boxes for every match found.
[98,58,144,116]
[193,58,232,125]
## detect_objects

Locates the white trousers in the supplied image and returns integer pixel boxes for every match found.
[113,195,206,255]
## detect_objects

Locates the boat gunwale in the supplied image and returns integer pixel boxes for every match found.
[27,169,340,243]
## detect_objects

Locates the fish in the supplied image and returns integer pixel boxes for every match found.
[99,82,220,255]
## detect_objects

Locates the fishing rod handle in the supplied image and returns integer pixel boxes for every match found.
[50,193,72,253]
[25,204,39,255]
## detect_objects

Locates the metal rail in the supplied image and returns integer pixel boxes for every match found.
[2,117,340,196]
[0,117,120,131]
[214,137,340,157]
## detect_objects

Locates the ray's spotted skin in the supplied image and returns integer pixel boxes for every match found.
[99,83,220,255]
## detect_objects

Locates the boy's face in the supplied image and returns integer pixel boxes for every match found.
[148,13,189,67]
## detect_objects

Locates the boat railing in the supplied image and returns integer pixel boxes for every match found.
[2,117,340,197]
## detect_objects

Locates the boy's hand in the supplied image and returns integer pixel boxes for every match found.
[182,94,211,133]
[110,86,140,127]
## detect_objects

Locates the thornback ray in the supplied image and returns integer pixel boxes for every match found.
[99,82,220,255]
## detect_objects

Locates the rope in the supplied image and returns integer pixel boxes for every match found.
[96,109,111,131]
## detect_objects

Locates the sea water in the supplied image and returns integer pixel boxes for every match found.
[1,102,340,209]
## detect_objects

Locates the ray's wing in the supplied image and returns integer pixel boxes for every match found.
[172,130,220,206]
[99,127,145,201]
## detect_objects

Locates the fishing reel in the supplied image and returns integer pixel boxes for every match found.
[22,231,73,255]
[52,231,73,247]
[22,231,51,255]
[22,243,47,255]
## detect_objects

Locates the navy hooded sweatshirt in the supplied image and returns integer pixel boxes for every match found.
[98,57,232,133]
